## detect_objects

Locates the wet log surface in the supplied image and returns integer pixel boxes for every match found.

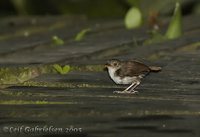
[0,15,200,137]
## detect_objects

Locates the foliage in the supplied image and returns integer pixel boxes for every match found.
[144,2,183,45]
[53,64,70,75]
[0,67,41,85]
[165,2,183,39]
[124,7,142,29]
[75,28,91,41]
[52,36,64,46]
[144,30,167,45]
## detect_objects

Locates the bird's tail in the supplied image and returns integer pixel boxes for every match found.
[149,66,162,72]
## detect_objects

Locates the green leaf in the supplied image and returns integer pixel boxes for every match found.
[75,28,91,41]
[53,64,63,73]
[53,64,70,75]
[52,36,64,46]
[62,65,70,74]
[165,2,183,39]
[125,7,142,29]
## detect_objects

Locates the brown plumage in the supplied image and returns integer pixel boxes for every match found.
[115,60,151,78]
[105,59,161,94]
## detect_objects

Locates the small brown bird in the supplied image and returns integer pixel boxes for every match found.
[105,59,161,94]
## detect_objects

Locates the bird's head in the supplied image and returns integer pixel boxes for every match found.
[105,59,121,70]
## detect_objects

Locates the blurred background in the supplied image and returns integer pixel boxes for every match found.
[0,0,200,18]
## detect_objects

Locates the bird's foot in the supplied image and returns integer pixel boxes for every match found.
[113,90,138,94]
[130,90,138,94]
[113,90,127,94]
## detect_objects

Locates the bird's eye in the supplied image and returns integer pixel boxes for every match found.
[113,62,118,66]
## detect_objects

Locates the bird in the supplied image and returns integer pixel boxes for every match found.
[105,59,161,94]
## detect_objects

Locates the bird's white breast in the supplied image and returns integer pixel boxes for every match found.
[107,67,137,84]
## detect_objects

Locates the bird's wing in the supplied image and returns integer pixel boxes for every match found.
[116,61,150,77]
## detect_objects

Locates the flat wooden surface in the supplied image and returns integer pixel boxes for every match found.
[0,15,200,137]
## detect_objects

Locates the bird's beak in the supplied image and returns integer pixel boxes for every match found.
[104,63,110,68]
[104,63,110,71]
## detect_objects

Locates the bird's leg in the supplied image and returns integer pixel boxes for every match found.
[128,80,140,94]
[113,82,136,94]
[124,82,136,91]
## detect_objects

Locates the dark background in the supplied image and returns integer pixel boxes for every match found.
[0,0,200,18]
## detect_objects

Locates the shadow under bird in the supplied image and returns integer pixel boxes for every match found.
[105,59,161,94]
